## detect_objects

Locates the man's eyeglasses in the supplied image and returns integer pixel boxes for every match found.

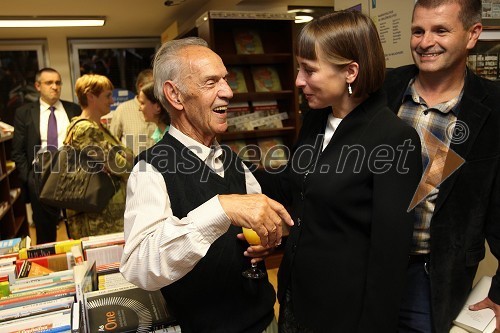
[39,81,62,87]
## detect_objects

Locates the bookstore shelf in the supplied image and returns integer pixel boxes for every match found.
[0,133,28,241]
[222,54,293,65]
[220,127,296,141]
[187,10,301,169]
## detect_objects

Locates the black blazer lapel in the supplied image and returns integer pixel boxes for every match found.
[434,71,491,213]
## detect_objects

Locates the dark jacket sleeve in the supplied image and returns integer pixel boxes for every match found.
[358,122,423,331]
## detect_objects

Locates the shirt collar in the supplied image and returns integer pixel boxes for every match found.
[402,77,462,116]
[168,125,222,163]
[40,99,63,112]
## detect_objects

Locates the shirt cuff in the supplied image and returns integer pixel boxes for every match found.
[188,195,232,244]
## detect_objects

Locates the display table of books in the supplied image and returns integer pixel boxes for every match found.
[0,233,181,332]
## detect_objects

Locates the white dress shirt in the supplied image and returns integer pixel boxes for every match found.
[120,126,261,291]
[39,99,70,149]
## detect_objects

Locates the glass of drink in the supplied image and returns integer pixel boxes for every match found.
[241,227,267,279]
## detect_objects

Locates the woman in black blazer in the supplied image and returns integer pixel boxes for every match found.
[271,11,423,332]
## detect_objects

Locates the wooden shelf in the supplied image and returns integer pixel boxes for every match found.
[191,11,300,168]
[221,127,296,141]
[222,54,293,65]
[0,136,28,240]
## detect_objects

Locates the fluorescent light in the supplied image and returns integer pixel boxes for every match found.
[295,15,314,23]
[0,17,106,28]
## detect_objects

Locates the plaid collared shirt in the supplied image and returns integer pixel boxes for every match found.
[397,78,462,254]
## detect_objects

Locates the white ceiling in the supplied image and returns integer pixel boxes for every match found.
[0,0,334,40]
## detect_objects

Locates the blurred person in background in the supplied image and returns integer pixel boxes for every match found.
[110,68,156,156]
[138,82,170,144]
[66,74,133,239]
[12,67,81,244]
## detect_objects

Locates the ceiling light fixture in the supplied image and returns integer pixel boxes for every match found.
[287,9,314,24]
[0,16,106,28]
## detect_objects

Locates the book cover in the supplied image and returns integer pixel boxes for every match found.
[16,252,75,273]
[258,137,288,169]
[227,67,248,93]
[84,244,123,268]
[233,29,264,54]
[0,295,74,322]
[86,287,176,332]
[453,276,496,333]
[0,264,16,282]
[251,66,282,92]
[0,308,72,333]
[0,284,76,310]
[0,238,21,256]
[19,239,81,259]
[81,232,124,251]
[98,272,134,291]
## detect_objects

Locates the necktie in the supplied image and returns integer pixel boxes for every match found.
[47,106,58,151]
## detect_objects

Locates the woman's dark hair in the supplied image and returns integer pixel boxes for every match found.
[141,82,170,126]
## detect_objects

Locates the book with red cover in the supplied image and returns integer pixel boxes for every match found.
[233,29,264,54]
[15,252,74,273]
[251,66,282,92]
[227,67,248,93]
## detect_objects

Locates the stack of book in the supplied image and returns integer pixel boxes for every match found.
[0,233,181,332]
[81,232,125,274]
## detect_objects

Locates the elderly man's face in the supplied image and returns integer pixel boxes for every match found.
[175,46,233,146]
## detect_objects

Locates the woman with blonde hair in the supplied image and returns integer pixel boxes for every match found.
[65,74,133,239]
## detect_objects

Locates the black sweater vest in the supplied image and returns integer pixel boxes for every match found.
[138,134,275,333]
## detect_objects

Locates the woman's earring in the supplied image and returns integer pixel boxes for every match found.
[348,83,353,96]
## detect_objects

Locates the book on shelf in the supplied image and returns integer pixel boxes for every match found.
[0,283,76,310]
[0,236,30,256]
[0,295,74,323]
[19,239,82,259]
[0,264,17,283]
[16,252,75,274]
[74,260,98,333]
[227,67,248,93]
[223,140,261,166]
[0,238,21,256]
[0,307,72,333]
[258,137,289,169]
[98,272,134,291]
[250,100,288,130]
[453,276,496,333]
[84,244,123,268]
[80,232,124,250]
[233,29,264,54]
[86,286,176,332]
[0,280,9,297]
[10,270,73,293]
[251,66,282,92]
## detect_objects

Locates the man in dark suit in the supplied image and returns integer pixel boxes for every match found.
[12,68,81,245]
[383,0,500,332]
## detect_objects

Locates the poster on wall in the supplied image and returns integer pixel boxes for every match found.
[334,0,414,68]
[370,0,414,68]
[482,0,500,18]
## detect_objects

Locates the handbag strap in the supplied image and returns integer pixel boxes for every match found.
[63,118,94,146]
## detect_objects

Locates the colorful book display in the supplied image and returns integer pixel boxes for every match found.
[251,66,282,92]
[233,29,264,54]
[258,137,288,169]
[227,67,248,93]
